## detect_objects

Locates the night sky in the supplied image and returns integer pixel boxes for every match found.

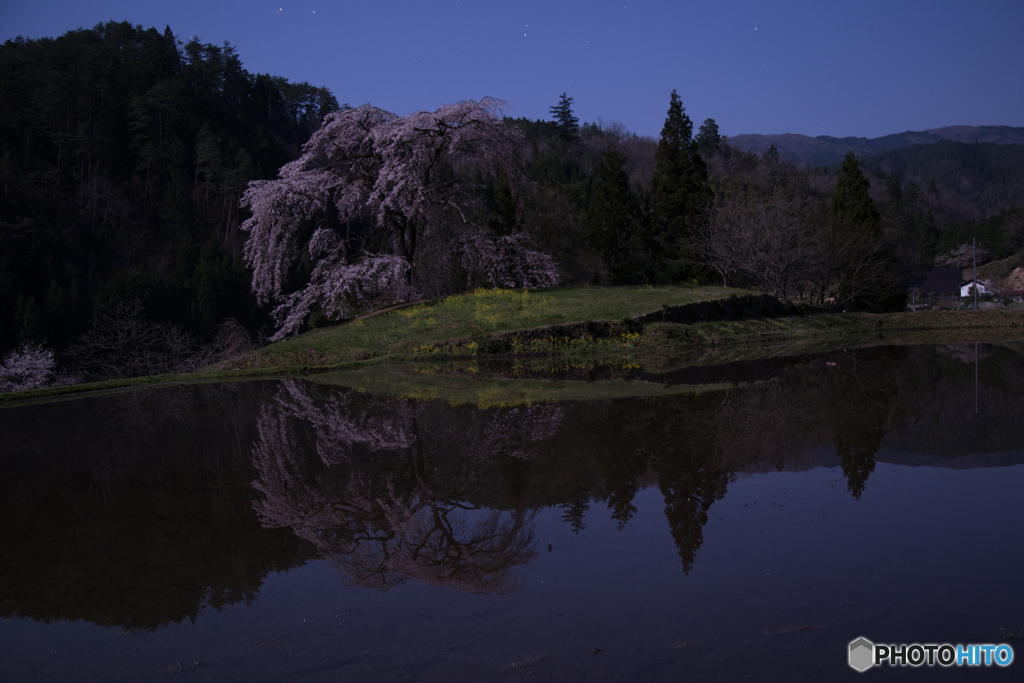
[2,0,1022,139]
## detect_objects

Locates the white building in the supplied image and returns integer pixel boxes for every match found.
[960,279,991,297]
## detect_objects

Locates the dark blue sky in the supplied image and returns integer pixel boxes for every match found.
[2,1,1023,139]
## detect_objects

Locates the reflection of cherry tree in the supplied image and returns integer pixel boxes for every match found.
[328,503,537,594]
[251,381,562,593]
[270,379,417,465]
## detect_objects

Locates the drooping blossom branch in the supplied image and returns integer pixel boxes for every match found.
[241,170,339,306]
[267,252,414,341]
[240,99,559,339]
[459,232,560,290]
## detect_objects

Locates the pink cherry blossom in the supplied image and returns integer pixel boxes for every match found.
[0,343,55,392]
[241,99,559,339]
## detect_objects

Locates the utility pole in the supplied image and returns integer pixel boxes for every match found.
[974,237,978,310]
[976,342,979,414]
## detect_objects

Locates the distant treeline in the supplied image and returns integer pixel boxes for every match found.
[507,109,1024,303]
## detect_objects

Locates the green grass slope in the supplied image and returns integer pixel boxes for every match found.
[217,285,748,370]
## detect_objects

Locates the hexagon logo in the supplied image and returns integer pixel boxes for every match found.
[849,637,874,672]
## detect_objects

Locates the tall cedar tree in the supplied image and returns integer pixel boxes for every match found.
[831,151,881,232]
[762,144,781,194]
[695,118,721,152]
[824,151,904,310]
[588,144,645,284]
[651,90,711,282]
[549,93,580,143]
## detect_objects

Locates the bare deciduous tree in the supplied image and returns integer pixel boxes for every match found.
[210,318,258,360]
[68,298,212,380]
[689,195,814,299]
[810,220,897,309]
[687,197,745,288]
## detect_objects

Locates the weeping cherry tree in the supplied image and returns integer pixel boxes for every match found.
[240,98,558,339]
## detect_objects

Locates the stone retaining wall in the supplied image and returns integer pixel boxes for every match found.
[446,294,803,355]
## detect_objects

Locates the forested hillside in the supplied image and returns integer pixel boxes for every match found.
[729,125,1024,167]
[2,22,1023,391]
[0,21,339,353]
[859,141,1024,224]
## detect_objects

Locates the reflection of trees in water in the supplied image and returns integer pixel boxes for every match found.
[637,395,733,574]
[822,351,898,498]
[253,346,1024,591]
[0,382,312,631]
[655,446,729,574]
[250,380,561,593]
[645,349,901,570]
[248,351,907,581]
[6,346,1020,631]
[98,383,208,429]
[559,490,591,534]
[702,378,818,471]
[695,350,900,500]
[877,344,1024,457]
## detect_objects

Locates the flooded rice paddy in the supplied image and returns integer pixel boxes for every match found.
[2,344,1024,681]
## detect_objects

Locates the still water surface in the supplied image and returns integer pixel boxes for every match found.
[2,344,1023,681]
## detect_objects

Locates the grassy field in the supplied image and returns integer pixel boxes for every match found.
[635,310,1024,371]
[215,285,748,370]
[6,286,1024,407]
[220,285,1024,373]
[305,309,1024,407]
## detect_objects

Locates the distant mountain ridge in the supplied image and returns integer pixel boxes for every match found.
[727,125,1024,167]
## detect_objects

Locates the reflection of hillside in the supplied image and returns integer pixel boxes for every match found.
[5,343,1024,628]
[0,384,315,631]
[881,345,1024,457]
[249,344,1024,578]
[250,381,555,593]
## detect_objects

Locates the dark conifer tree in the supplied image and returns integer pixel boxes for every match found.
[762,144,781,195]
[650,90,711,281]
[588,144,645,284]
[831,151,881,231]
[823,152,904,310]
[695,118,721,153]
[549,92,579,142]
